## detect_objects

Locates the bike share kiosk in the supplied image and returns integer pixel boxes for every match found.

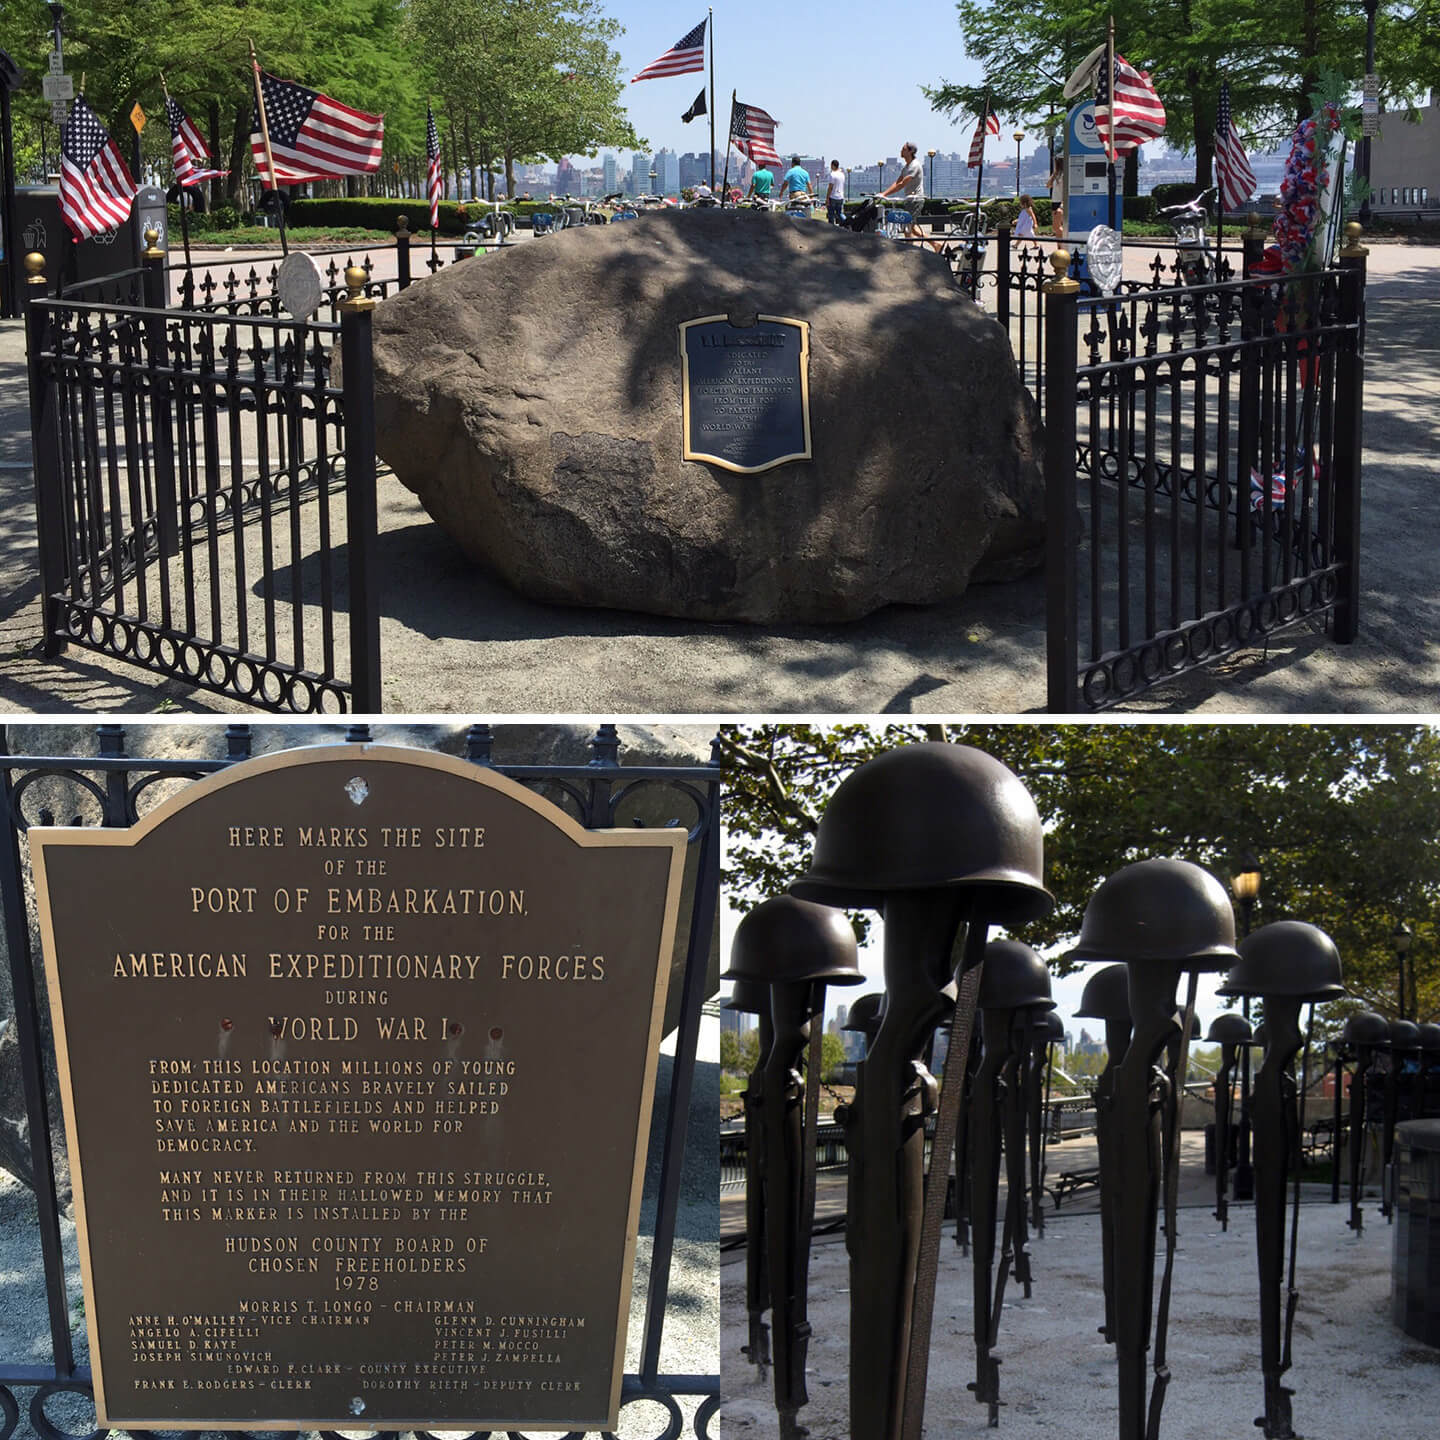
[1062,100,1122,285]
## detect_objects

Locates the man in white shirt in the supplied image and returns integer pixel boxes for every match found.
[826,160,846,224]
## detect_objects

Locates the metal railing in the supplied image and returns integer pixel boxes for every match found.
[23,248,380,712]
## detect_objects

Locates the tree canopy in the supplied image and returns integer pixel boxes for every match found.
[926,0,1440,186]
[0,0,640,205]
[721,725,1440,1027]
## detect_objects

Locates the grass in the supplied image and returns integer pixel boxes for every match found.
[180,224,444,247]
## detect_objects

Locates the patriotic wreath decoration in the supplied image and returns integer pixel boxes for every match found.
[1256,101,1345,275]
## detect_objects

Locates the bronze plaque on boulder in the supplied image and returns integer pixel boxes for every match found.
[680,314,811,473]
[32,746,686,1432]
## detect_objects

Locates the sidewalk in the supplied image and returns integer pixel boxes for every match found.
[0,240,1434,714]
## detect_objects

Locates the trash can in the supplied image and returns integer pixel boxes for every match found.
[1392,1119,1440,1347]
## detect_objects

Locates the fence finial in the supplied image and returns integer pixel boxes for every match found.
[396,214,411,238]
[1044,248,1080,295]
[143,225,165,260]
[25,252,46,286]
[339,264,376,313]
[1340,221,1368,259]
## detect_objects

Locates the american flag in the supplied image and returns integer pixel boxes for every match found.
[1095,53,1166,158]
[631,19,707,82]
[1214,82,1257,213]
[426,103,443,230]
[250,70,384,184]
[165,95,226,188]
[59,95,136,242]
[730,98,780,168]
[967,111,1000,168]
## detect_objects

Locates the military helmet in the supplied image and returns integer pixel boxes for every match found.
[791,743,1052,923]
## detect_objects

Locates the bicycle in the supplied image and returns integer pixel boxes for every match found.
[473,199,516,245]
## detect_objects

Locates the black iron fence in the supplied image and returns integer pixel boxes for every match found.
[0,722,722,1440]
[24,249,380,712]
[1042,240,1366,710]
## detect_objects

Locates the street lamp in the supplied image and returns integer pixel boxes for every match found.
[1013,130,1025,196]
[1230,852,1261,1201]
[649,166,658,197]
[1393,920,1414,1020]
[927,147,937,202]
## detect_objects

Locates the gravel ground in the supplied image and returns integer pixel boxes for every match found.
[721,1197,1439,1440]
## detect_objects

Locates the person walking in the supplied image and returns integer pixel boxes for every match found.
[826,159,846,224]
[876,141,939,249]
[1015,193,1043,251]
[778,155,814,208]
[1048,159,1066,241]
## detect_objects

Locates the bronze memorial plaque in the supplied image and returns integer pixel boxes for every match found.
[680,314,812,473]
[32,746,687,1431]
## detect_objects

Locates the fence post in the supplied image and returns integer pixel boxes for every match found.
[996,223,1012,328]
[340,265,382,712]
[1242,212,1266,278]
[23,251,67,657]
[1043,249,1081,713]
[395,214,412,290]
[1235,264,1265,553]
[1331,223,1367,644]
[143,227,181,561]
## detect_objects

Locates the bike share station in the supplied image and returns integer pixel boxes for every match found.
[1060,99,1122,286]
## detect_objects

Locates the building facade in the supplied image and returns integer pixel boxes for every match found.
[1370,103,1439,214]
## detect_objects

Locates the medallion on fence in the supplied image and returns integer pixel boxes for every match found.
[680,315,811,473]
[32,746,686,1431]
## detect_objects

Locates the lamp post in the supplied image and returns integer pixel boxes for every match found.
[1231,852,1261,1202]
[649,166,658,197]
[877,159,884,192]
[927,147,937,201]
[1359,0,1380,225]
[1393,920,1414,1020]
[1013,130,1025,196]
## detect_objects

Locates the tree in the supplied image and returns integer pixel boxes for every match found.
[819,1031,848,1083]
[926,0,1440,187]
[720,725,1440,1030]
[0,0,421,208]
[404,0,641,201]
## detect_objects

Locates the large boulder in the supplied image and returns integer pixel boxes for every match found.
[372,210,1045,623]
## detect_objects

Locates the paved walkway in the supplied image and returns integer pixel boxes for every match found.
[0,237,1435,714]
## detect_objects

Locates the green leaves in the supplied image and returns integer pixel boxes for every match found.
[722,726,1440,1023]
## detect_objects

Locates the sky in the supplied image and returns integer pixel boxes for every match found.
[600,0,1000,166]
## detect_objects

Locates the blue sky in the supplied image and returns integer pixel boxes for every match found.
[602,0,998,164]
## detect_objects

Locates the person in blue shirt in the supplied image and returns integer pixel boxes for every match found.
[778,156,813,208]
[747,164,775,201]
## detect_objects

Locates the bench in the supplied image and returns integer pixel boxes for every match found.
[1048,1169,1101,1209]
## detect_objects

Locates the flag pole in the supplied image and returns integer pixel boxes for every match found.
[249,38,289,257]
[159,72,194,275]
[1105,15,1117,230]
[708,8,715,192]
[719,89,734,207]
[972,89,990,226]
[1215,97,1224,276]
